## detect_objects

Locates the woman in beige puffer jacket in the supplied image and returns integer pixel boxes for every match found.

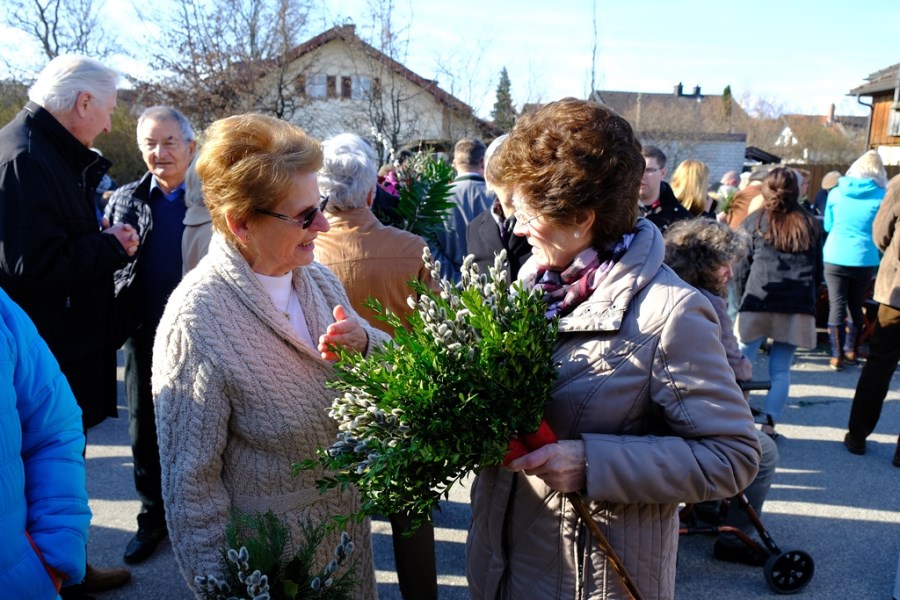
[466,99,761,600]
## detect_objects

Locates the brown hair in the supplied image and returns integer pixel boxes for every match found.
[493,98,643,249]
[670,159,709,216]
[758,167,817,253]
[195,114,322,244]
[664,218,749,295]
[453,138,486,169]
[641,144,667,169]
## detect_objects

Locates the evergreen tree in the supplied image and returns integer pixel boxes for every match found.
[722,84,733,121]
[491,67,517,131]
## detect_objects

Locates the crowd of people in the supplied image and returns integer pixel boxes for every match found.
[0,54,896,600]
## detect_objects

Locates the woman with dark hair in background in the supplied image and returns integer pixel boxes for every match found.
[735,167,822,438]
[466,98,760,600]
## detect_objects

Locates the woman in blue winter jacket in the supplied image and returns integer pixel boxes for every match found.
[0,288,91,598]
[823,150,887,370]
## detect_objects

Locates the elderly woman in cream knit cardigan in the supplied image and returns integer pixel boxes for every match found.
[152,114,387,597]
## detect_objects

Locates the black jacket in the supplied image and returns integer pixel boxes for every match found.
[0,103,128,422]
[641,181,692,233]
[105,172,155,295]
[466,202,532,283]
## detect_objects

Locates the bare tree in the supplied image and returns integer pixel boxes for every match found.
[357,0,418,152]
[1,0,118,79]
[134,0,312,129]
[431,40,491,118]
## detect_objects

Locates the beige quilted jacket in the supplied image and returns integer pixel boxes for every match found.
[466,218,761,600]
[873,174,900,309]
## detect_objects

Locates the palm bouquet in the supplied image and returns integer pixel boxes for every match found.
[296,249,558,530]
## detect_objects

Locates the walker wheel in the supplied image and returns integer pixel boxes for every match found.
[764,549,814,594]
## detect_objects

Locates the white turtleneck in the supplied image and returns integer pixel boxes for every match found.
[254,271,315,348]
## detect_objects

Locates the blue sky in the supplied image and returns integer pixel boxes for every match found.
[4,0,897,120]
[320,0,899,118]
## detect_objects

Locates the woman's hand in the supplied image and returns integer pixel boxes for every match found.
[318,305,368,361]
[505,439,586,493]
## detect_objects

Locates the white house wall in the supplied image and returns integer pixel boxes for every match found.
[277,37,479,146]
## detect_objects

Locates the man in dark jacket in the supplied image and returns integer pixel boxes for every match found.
[0,54,137,598]
[844,174,900,467]
[638,145,692,232]
[104,105,197,564]
[432,138,492,281]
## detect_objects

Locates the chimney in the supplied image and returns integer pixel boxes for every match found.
[674,82,683,97]
[828,103,836,125]
[693,85,702,98]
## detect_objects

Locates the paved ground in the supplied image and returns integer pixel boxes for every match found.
[85,347,899,599]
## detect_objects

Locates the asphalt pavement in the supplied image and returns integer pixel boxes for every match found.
[85,346,900,599]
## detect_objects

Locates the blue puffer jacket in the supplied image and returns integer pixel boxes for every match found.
[0,288,90,598]
[823,176,885,267]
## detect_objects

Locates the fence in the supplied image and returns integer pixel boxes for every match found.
[798,163,900,200]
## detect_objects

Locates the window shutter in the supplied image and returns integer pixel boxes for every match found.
[327,76,336,98]
[342,76,352,99]
[888,102,900,137]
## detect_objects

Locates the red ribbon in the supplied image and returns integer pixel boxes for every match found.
[503,419,558,465]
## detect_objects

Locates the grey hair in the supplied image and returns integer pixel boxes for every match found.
[318,133,377,211]
[136,105,196,145]
[184,157,204,208]
[29,55,120,114]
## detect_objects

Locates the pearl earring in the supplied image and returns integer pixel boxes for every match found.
[574,231,581,239]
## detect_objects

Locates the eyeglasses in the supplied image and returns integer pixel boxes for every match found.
[515,212,541,228]
[513,208,542,229]
[255,195,329,229]
[140,139,186,153]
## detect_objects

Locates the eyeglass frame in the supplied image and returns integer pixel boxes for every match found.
[139,138,187,153]
[512,197,542,229]
[254,195,329,229]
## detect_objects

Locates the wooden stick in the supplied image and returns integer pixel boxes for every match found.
[566,492,643,600]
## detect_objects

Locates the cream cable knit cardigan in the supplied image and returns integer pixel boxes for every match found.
[152,234,388,598]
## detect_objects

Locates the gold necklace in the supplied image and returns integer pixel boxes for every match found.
[283,289,292,319]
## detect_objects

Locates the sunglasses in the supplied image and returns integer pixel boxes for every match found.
[255,195,329,229]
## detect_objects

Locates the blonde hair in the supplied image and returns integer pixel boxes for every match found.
[846,150,888,188]
[195,114,322,244]
[670,159,710,216]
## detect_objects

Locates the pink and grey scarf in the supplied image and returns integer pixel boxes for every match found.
[521,232,634,318]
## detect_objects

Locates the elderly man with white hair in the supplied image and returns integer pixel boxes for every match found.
[0,54,137,597]
[314,132,437,600]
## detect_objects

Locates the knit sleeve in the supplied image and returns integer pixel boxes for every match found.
[153,317,232,592]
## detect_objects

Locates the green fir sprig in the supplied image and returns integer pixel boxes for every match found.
[195,512,357,600]
[295,249,558,530]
